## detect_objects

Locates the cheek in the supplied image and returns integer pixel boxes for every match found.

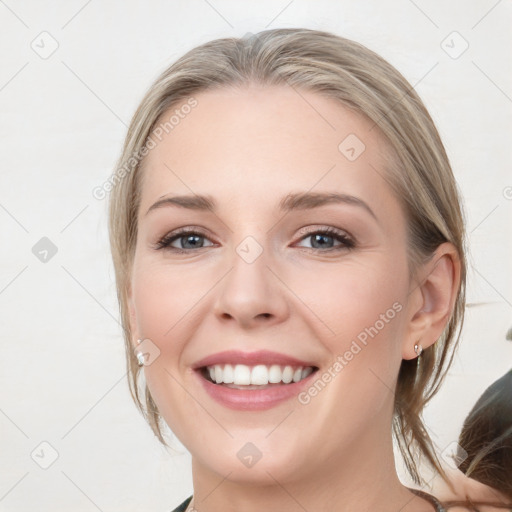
[132,259,210,348]
[289,259,408,440]
[289,255,408,356]
[130,260,206,437]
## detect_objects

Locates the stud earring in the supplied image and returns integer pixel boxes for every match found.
[414,341,423,371]
[135,339,145,367]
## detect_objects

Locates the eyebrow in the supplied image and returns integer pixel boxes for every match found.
[145,191,378,221]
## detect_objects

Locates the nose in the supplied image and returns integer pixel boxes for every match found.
[212,241,290,329]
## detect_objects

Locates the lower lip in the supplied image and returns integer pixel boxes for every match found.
[195,369,317,411]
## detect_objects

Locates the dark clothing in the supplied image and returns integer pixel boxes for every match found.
[170,495,192,512]
[409,488,447,511]
[170,488,446,511]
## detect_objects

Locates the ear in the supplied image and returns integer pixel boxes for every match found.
[402,242,461,360]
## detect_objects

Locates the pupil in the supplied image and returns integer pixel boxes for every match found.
[184,235,202,248]
[312,234,332,249]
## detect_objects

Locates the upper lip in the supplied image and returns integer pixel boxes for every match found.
[192,350,317,369]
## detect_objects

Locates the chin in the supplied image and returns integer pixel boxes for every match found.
[189,436,308,485]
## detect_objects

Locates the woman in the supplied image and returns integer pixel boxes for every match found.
[108,28,467,511]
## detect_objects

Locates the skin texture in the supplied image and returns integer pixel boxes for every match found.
[127,84,461,512]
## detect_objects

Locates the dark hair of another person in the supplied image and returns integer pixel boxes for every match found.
[446,369,512,510]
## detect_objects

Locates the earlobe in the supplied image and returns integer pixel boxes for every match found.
[402,242,461,360]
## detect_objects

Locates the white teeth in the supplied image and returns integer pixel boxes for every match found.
[282,366,294,384]
[268,364,282,383]
[251,365,269,385]
[204,363,315,386]
[233,364,251,385]
[222,364,234,383]
[301,367,313,379]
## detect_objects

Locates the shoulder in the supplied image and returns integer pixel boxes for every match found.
[433,466,510,511]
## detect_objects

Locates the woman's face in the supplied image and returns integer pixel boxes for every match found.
[128,84,419,483]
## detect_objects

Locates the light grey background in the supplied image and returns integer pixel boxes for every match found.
[0,1,511,511]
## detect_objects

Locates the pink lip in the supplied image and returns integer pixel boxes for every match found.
[194,367,318,411]
[192,349,316,369]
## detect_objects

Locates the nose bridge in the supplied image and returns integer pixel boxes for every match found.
[235,234,266,266]
[228,232,272,301]
[213,230,288,326]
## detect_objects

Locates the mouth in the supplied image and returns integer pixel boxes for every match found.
[191,349,320,410]
[198,363,318,390]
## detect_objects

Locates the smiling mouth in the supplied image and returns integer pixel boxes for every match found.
[198,363,319,390]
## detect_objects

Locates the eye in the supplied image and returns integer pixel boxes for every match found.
[154,228,215,252]
[295,226,355,252]
[153,226,356,253]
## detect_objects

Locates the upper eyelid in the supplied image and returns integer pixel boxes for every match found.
[155,226,355,250]
[296,225,352,238]
[160,225,352,240]
[165,224,352,236]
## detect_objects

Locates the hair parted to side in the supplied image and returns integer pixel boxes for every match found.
[108,28,467,485]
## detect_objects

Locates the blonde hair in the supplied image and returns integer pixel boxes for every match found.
[108,27,467,485]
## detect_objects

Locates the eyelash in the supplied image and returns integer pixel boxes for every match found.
[153,226,356,254]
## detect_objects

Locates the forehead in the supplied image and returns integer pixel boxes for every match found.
[139,84,399,219]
